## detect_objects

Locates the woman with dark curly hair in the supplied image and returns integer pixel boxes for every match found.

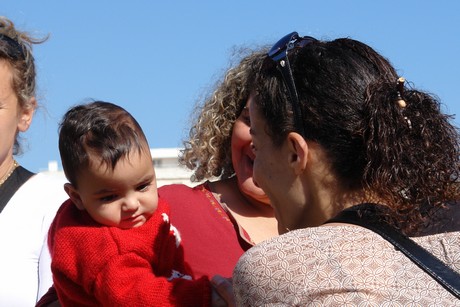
[232,33,460,305]
[159,48,278,279]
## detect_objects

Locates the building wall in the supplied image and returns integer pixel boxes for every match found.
[42,148,197,187]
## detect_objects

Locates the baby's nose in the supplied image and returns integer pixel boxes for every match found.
[122,197,139,211]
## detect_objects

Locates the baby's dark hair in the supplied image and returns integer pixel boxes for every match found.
[59,101,150,186]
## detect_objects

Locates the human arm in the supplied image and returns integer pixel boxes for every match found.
[211,275,235,307]
[51,201,211,306]
[37,240,53,299]
[88,252,211,306]
[51,236,212,306]
[37,173,69,302]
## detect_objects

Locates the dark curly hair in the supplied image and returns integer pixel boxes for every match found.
[253,37,460,234]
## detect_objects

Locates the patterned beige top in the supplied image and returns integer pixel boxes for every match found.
[233,225,460,306]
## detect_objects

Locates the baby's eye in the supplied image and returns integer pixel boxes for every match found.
[137,183,151,192]
[250,143,257,154]
[99,194,116,202]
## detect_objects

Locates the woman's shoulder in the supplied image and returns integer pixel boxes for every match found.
[236,225,460,286]
[5,172,68,218]
[234,225,460,306]
[159,182,213,206]
[413,230,460,266]
[159,182,201,195]
[236,224,417,276]
[19,172,67,198]
[237,225,376,263]
[243,224,460,258]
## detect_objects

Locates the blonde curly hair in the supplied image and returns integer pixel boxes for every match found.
[180,47,268,182]
[0,16,47,154]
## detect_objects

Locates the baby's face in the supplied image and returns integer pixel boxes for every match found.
[73,149,158,229]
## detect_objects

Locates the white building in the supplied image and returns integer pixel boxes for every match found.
[41,148,196,187]
[150,148,196,186]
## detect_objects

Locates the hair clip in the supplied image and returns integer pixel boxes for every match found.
[396,77,406,108]
[404,116,412,129]
[396,77,412,129]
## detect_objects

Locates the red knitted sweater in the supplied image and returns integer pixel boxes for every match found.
[49,198,211,306]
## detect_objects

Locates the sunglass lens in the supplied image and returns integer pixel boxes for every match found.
[268,32,298,61]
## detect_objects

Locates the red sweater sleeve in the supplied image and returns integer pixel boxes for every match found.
[50,198,211,306]
[92,251,210,306]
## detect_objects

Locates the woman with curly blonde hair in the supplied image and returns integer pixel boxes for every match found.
[159,47,278,279]
[181,49,263,181]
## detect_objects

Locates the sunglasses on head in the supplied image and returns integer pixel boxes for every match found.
[268,32,316,137]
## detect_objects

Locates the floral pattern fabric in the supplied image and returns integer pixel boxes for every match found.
[233,225,460,306]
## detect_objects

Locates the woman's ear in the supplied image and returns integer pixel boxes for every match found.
[286,132,308,175]
[64,183,85,210]
[17,97,37,132]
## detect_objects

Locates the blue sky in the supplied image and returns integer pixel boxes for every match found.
[3,1,459,172]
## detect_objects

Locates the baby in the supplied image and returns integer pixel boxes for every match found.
[49,101,215,306]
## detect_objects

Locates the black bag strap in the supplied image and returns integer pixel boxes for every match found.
[0,166,35,214]
[326,207,460,299]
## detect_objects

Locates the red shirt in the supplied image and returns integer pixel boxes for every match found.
[159,183,253,278]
